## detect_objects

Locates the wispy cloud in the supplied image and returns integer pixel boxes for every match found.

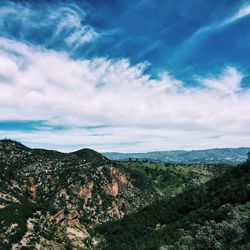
[0,38,249,151]
[180,3,250,48]
[199,67,243,95]
[0,1,99,51]
[169,2,250,69]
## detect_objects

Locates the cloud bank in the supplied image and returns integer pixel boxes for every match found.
[0,37,249,152]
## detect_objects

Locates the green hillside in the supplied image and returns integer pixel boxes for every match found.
[96,159,250,249]
[119,161,229,198]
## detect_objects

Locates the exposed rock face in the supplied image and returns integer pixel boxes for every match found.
[53,210,65,224]
[79,182,94,199]
[110,167,128,185]
[0,192,19,203]
[104,181,119,197]
[29,176,37,199]
[0,140,158,249]
[66,227,88,248]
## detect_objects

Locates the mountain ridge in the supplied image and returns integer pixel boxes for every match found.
[104,147,250,164]
[2,140,249,164]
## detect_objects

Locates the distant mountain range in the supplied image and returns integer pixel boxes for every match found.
[103,147,250,164]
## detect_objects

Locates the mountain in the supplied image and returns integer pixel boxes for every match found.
[1,139,249,249]
[104,147,250,164]
[0,140,158,249]
[96,158,250,249]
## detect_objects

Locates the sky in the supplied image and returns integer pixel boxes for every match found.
[0,0,250,152]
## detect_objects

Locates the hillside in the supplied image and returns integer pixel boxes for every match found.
[1,139,249,249]
[118,161,229,198]
[0,140,158,249]
[104,147,250,164]
[96,158,250,249]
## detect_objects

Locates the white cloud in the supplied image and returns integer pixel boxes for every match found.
[65,26,98,47]
[229,4,250,22]
[0,37,249,152]
[199,67,243,95]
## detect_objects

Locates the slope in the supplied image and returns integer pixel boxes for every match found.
[96,159,250,249]
[118,160,229,198]
[0,140,158,249]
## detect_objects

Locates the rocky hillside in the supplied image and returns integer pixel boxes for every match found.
[0,140,158,249]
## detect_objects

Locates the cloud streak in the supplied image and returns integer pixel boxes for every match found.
[177,3,250,52]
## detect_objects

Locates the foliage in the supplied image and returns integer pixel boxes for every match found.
[120,161,228,197]
[96,160,250,249]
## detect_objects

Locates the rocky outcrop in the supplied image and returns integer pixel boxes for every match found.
[53,210,65,224]
[0,192,19,203]
[79,182,94,199]
[110,167,128,185]
[0,140,157,249]
[104,181,119,197]
[29,176,37,199]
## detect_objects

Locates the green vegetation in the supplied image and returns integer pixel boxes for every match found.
[120,160,229,197]
[1,140,249,249]
[96,160,250,249]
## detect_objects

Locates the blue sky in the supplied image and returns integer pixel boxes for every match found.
[0,0,250,152]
